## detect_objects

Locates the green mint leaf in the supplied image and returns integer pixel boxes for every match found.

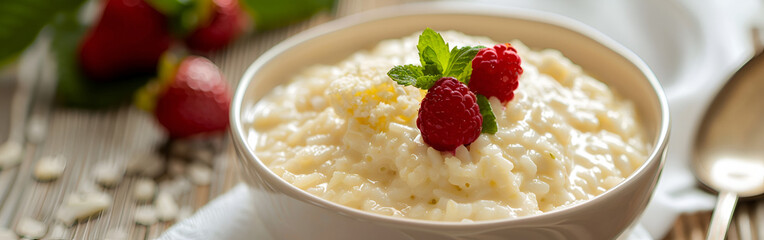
[417,28,450,74]
[387,64,423,86]
[476,94,498,134]
[443,46,483,81]
[387,64,440,90]
[446,45,485,84]
[414,75,442,90]
[458,64,473,85]
[422,62,441,76]
[421,47,440,73]
[389,29,484,90]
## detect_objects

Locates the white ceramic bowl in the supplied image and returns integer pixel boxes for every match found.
[231,3,670,240]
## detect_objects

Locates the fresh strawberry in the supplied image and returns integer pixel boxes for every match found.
[139,55,231,138]
[78,0,172,82]
[184,0,245,53]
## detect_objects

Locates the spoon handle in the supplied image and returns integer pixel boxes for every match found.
[706,191,738,240]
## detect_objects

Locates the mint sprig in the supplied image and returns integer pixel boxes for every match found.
[476,94,497,134]
[417,28,450,75]
[387,64,422,86]
[445,46,483,84]
[387,28,500,134]
[388,28,484,89]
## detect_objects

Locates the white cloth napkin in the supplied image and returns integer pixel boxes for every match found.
[157,184,272,240]
[159,0,764,239]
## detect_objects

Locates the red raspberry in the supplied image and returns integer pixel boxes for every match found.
[417,77,482,151]
[468,43,523,103]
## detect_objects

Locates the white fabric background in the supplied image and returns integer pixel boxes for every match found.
[159,1,764,239]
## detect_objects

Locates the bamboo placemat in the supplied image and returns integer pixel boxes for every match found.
[0,0,762,239]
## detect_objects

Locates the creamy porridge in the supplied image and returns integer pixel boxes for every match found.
[250,31,648,221]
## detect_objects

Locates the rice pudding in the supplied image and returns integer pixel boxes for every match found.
[250,31,648,221]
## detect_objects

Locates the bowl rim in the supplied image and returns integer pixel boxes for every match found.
[230,1,670,230]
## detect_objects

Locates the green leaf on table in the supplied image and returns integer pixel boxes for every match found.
[52,9,151,109]
[0,0,86,67]
[146,0,213,36]
[476,94,497,134]
[146,0,188,15]
[239,0,335,31]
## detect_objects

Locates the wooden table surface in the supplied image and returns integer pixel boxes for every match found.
[0,0,762,239]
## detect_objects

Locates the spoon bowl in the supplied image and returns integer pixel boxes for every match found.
[692,51,764,239]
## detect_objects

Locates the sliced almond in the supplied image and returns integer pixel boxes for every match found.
[34,156,66,181]
[134,206,157,225]
[15,217,46,239]
[92,161,125,188]
[56,191,112,226]
[155,192,179,221]
[133,178,157,202]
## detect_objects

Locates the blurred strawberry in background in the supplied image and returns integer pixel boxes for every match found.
[78,0,173,82]
[185,0,246,53]
[135,54,231,138]
[152,56,231,138]
[0,0,335,138]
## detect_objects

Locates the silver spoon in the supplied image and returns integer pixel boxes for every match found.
[692,50,764,240]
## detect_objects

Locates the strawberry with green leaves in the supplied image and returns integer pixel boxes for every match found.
[185,0,246,53]
[136,55,231,138]
[148,0,245,52]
